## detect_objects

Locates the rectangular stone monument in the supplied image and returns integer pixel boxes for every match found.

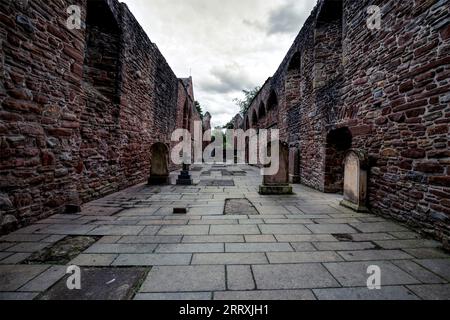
[259,142,293,195]
[340,149,369,212]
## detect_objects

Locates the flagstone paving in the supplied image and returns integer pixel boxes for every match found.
[0,164,449,300]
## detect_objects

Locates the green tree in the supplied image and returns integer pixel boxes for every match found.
[233,86,261,114]
[195,101,204,120]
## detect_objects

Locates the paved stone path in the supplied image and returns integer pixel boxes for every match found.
[1,165,449,300]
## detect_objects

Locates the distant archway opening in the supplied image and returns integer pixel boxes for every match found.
[324,127,352,193]
[148,143,170,185]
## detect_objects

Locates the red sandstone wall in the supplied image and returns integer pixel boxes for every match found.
[0,0,199,232]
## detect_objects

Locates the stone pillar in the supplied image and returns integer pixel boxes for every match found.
[340,149,369,212]
[259,142,293,195]
[177,164,193,185]
[289,146,300,184]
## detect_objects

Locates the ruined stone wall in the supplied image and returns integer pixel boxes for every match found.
[339,0,450,245]
[237,0,450,246]
[0,0,199,232]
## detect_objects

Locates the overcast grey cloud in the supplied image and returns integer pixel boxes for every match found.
[200,64,255,94]
[122,0,317,127]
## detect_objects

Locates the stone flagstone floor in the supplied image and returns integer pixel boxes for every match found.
[1,165,449,300]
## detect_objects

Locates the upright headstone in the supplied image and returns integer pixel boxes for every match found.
[340,149,369,212]
[259,142,293,195]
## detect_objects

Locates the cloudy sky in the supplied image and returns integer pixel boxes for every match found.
[122,0,317,127]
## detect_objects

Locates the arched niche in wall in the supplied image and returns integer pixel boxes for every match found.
[80,0,122,198]
[148,143,170,185]
[267,90,278,111]
[324,127,352,193]
[84,0,121,103]
[182,100,191,131]
[252,109,258,127]
[245,116,250,131]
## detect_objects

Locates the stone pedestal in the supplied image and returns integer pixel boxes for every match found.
[177,164,193,185]
[340,149,369,212]
[259,142,293,195]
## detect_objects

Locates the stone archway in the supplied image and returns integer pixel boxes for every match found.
[285,52,301,109]
[148,143,170,185]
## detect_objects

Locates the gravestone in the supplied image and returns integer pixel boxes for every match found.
[340,149,369,212]
[259,142,293,195]
[148,143,170,185]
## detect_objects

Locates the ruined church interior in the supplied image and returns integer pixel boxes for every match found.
[0,0,449,305]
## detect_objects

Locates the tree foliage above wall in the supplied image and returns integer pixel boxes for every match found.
[233,86,261,114]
